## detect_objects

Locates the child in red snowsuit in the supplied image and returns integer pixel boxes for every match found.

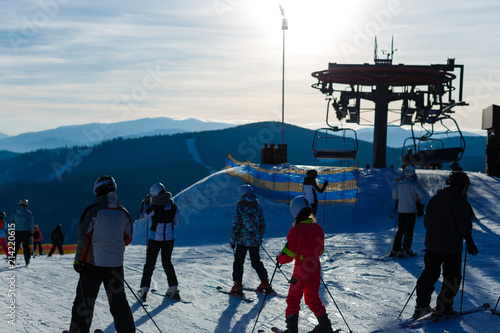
[276,196,335,333]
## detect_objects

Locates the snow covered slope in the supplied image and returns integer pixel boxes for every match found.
[1,168,499,332]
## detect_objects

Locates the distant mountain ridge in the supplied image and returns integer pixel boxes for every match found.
[0,117,235,153]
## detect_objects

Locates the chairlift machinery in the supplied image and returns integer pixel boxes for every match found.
[310,37,468,168]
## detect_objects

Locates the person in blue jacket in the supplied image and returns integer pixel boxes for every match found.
[11,199,34,267]
[230,184,271,295]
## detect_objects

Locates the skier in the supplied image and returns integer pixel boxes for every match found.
[276,196,336,333]
[138,182,181,302]
[413,171,478,319]
[32,225,43,255]
[0,212,9,259]
[230,184,272,295]
[10,199,34,266]
[68,175,135,333]
[48,224,64,256]
[390,165,425,257]
[302,169,328,216]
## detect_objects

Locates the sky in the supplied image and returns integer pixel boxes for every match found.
[1,0,500,136]
[1,168,499,332]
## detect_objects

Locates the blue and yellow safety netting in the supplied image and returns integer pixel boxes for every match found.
[226,154,358,203]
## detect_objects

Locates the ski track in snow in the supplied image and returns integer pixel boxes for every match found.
[0,169,499,332]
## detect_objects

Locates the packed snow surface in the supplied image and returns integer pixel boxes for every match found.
[2,168,499,332]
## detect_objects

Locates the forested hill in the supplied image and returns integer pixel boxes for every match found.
[0,121,486,244]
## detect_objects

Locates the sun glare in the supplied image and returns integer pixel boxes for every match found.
[245,0,358,55]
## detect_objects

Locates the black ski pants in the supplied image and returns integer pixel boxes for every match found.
[232,244,268,283]
[392,213,416,251]
[69,264,135,333]
[48,240,64,256]
[33,241,43,255]
[140,239,178,288]
[416,250,462,315]
[14,230,31,265]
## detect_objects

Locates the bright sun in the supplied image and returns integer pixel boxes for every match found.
[245,0,358,55]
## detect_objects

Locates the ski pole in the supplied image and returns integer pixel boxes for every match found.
[123,278,163,333]
[78,277,91,333]
[251,264,278,333]
[260,244,290,283]
[460,248,467,315]
[398,284,417,318]
[320,276,353,333]
[387,215,399,255]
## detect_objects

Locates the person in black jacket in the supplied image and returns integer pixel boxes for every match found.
[302,170,328,216]
[48,224,64,256]
[413,171,478,319]
[138,182,181,302]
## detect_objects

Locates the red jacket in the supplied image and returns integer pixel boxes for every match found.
[33,228,43,242]
[277,218,324,265]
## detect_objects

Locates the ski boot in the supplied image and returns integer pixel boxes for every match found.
[309,313,335,333]
[412,305,432,319]
[284,314,298,333]
[230,281,243,295]
[166,285,180,300]
[138,287,149,302]
[257,279,275,293]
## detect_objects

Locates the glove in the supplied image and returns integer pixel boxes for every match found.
[323,181,329,186]
[73,259,85,273]
[275,255,282,268]
[230,241,236,250]
[465,235,478,256]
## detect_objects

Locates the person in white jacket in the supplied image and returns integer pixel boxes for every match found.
[390,166,425,257]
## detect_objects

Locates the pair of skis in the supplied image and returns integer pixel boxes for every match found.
[258,327,341,332]
[63,330,102,333]
[399,303,490,329]
[214,285,287,302]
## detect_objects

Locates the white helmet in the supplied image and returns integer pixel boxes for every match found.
[149,183,166,197]
[405,165,415,177]
[238,184,253,199]
[290,196,311,219]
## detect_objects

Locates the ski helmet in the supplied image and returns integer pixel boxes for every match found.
[290,195,311,219]
[0,212,5,218]
[238,184,253,199]
[450,162,462,171]
[404,165,415,177]
[93,175,117,197]
[19,199,29,206]
[306,169,318,178]
[447,171,470,189]
[150,183,166,198]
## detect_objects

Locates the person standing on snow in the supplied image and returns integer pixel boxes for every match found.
[10,199,34,267]
[276,196,336,333]
[32,225,43,255]
[412,171,478,319]
[48,224,64,256]
[230,184,272,295]
[390,165,425,257]
[302,170,328,216]
[138,182,181,302]
[68,175,135,333]
[0,212,9,259]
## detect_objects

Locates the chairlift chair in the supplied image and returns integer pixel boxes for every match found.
[401,117,465,168]
[312,127,358,160]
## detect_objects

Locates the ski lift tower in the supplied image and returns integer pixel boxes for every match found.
[311,38,466,168]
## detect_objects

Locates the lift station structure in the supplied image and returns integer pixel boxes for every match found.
[310,39,467,168]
